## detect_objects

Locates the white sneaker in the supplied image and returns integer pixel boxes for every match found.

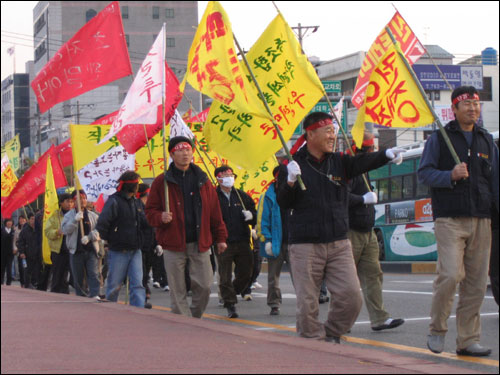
[152,282,161,288]
[252,282,262,289]
[163,285,170,291]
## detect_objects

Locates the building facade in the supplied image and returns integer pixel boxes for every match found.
[1,74,30,152]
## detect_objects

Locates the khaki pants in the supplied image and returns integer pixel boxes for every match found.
[430,217,491,350]
[348,229,389,326]
[164,243,213,318]
[289,240,362,339]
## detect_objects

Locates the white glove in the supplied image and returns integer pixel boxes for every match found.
[386,147,405,165]
[75,211,84,221]
[242,210,253,222]
[362,192,378,205]
[251,229,258,240]
[154,245,164,257]
[287,161,301,183]
[81,235,89,245]
[265,242,273,257]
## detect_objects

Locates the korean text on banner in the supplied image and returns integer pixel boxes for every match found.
[204,14,324,170]
[103,25,182,152]
[352,11,425,109]
[31,2,132,113]
[182,1,268,118]
[1,135,21,172]
[351,44,434,148]
[42,156,59,265]
[1,164,18,212]
[70,124,135,201]
[2,146,67,219]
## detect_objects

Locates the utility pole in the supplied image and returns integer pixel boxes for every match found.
[291,23,319,48]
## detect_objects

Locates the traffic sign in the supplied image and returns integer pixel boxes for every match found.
[322,80,341,93]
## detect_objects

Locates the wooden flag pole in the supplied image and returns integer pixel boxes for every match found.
[232,33,306,191]
[161,23,170,211]
[385,27,460,165]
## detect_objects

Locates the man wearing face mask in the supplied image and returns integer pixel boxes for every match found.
[214,165,257,318]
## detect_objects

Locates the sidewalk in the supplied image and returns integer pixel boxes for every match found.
[1,286,475,374]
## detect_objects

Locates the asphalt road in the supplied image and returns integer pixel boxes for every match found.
[143,270,499,374]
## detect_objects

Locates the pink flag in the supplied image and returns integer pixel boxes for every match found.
[31,2,132,113]
[101,25,182,153]
[54,139,73,168]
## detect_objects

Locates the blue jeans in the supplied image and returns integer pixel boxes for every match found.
[106,249,145,308]
[70,251,100,297]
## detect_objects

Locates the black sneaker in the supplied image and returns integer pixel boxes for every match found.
[227,304,239,319]
[144,302,152,309]
[270,307,280,316]
[325,336,340,344]
[319,294,330,304]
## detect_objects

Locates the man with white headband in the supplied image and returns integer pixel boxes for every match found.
[145,136,228,318]
[277,111,405,343]
[214,165,257,319]
[419,86,499,357]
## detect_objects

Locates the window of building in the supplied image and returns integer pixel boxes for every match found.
[167,38,175,48]
[166,8,175,18]
[479,76,492,102]
[34,41,46,63]
[86,9,97,23]
[153,6,160,19]
[125,34,130,48]
[34,13,46,35]
[122,6,129,19]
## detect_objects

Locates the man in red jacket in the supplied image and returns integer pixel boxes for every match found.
[145,136,228,318]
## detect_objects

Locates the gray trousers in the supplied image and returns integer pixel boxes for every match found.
[289,240,362,339]
[267,243,291,308]
[164,243,213,318]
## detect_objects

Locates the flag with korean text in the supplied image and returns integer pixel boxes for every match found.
[351,43,434,148]
[101,25,182,153]
[31,1,132,113]
[204,13,324,170]
[181,1,269,118]
[352,11,425,109]
[1,135,21,172]
[42,156,59,265]
[70,124,135,201]
[2,146,67,219]
[170,109,194,139]
[1,162,18,211]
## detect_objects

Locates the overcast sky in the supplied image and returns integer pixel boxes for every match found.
[1,1,499,81]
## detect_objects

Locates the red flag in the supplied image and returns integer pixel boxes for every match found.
[115,61,182,153]
[54,139,73,168]
[186,107,210,123]
[31,1,132,113]
[94,194,107,213]
[92,110,119,125]
[2,146,68,218]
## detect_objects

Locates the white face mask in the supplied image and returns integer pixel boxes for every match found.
[220,176,235,188]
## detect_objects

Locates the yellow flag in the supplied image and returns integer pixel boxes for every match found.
[181,1,267,118]
[42,156,59,265]
[204,14,324,170]
[1,135,21,172]
[1,164,18,198]
[352,43,434,148]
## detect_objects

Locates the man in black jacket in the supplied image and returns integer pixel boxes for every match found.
[277,111,404,342]
[418,86,498,357]
[96,171,147,308]
[215,165,257,318]
[1,218,15,285]
[17,213,39,288]
[348,133,404,332]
